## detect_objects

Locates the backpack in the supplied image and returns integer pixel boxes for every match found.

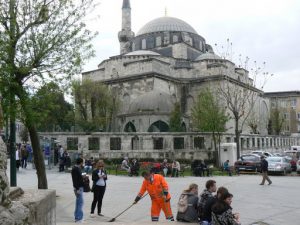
[177,193,189,213]
[83,176,91,192]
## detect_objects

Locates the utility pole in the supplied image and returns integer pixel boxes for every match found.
[9,0,17,187]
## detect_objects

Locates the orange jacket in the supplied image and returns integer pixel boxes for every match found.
[138,174,171,200]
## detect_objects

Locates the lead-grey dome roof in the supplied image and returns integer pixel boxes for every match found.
[195,52,222,61]
[125,50,160,56]
[137,17,198,36]
[128,91,174,114]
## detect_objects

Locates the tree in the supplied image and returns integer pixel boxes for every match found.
[19,126,29,143]
[192,88,228,165]
[72,79,119,132]
[0,0,97,188]
[270,106,285,135]
[31,82,74,132]
[169,102,185,132]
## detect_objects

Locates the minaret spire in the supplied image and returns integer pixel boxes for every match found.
[118,0,135,54]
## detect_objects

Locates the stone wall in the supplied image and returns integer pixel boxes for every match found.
[0,139,56,225]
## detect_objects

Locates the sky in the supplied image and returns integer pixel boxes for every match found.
[83,0,300,92]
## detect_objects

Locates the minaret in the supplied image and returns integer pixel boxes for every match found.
[118,0,135,54]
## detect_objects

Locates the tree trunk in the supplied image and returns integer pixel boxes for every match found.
[16,86,48,189]
[235,118,241,159]
[28,125,48,189]
[212,132,218,166]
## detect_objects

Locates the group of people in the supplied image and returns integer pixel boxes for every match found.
[71,156,273,223]
[15,143,32,171]
[71,158,108,223]
[121,157,140,176]
[191,160,211,177]
[57,145,71,172]
[178,180,241,225]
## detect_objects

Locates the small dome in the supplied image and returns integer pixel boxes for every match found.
[137,17,197,36]
[195,52,222,61]
[128,91,174,114]
[125,50,160,56]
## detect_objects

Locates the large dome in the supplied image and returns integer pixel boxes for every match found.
[137,16,198,36]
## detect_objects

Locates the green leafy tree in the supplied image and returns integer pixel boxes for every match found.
[31,82,74,132]
[169,102,185,132]
[192,88,228,165]
[0,0,97,188]
[72,79,119,132]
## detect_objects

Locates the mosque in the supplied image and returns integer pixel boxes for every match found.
[82,0,269,135]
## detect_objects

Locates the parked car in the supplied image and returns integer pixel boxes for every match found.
[251,151,273,157]
[297,160,300,174]
[234,154,262,172]
[266,156,292,175]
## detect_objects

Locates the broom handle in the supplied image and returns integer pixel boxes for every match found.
[113,193,149,219]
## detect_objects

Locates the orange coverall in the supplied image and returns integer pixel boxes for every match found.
[137,174,174,221]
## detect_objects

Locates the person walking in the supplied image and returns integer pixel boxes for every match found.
[133,171,174,222]
[90,160,107,217]
[176,183,199,223]
[260,156,272,185]
[71,158,85,223]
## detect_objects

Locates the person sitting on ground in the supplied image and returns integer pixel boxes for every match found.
[176,183,199,223]
[211,192,241,225]
[198,180,217,220]
[201,186,229,225]
[121,157,130,173]
[223,160,232,176]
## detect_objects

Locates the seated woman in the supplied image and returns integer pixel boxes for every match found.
[176,183,199,223]
[211,192,240,225]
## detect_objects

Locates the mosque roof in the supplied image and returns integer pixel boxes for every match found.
[195,52,222,61]
[125,50,160,56]
[136,16,198,36]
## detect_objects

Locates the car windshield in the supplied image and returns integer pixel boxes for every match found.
[267,158,281,162]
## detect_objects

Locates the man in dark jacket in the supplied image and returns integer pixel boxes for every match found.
[71,158,85,223]
[260,156,272,185]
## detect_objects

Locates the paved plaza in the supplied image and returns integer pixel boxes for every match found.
[7,163,300,225]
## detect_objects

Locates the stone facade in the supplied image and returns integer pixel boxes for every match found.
[82,0,270,135]
[265,91,300,134]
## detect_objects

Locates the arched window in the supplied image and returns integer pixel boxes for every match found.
[148,120,169,132]
[124,122,136,132]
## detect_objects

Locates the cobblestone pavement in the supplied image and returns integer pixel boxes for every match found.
[7,164,300,225]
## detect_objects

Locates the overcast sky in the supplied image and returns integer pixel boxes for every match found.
[83,0,300,92]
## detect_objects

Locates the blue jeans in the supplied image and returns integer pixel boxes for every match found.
[74,187,84,221]
[201,221,211,225]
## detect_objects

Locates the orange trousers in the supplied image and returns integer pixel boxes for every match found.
[151,198,173,221]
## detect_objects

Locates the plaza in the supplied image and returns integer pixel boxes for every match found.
[8,164,300,225]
